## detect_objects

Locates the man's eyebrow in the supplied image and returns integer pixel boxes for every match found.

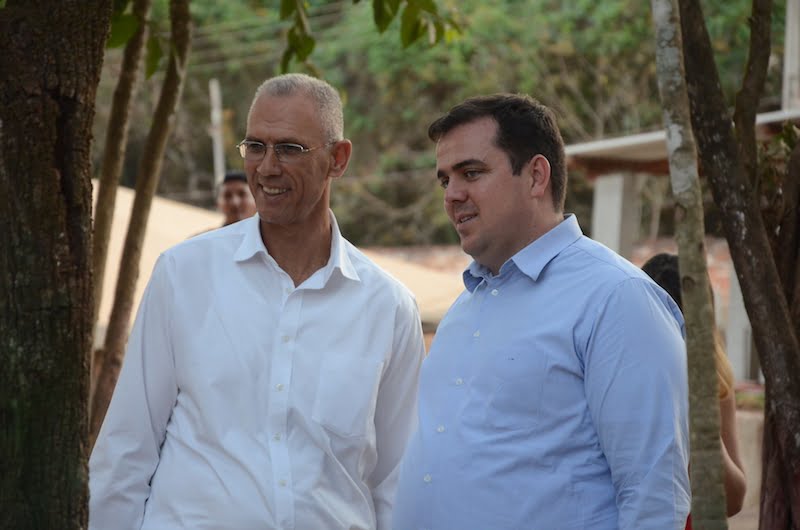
[452,158,486,171]
[437,158,487,179]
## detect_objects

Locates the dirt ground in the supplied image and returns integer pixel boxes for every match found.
[728,504,758,530]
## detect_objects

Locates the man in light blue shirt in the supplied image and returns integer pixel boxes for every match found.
[392,94,690,529]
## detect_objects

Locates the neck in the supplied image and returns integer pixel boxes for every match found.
[259,212,333,286]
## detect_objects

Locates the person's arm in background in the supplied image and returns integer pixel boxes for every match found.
[369,294,426,530]
[89,254,178,530]
[719,391,746,516]
[584,279,691,530]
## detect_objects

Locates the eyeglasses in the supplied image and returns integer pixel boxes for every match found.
[236,139,335,163]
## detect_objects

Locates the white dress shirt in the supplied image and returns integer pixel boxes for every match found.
[89,212,425,530]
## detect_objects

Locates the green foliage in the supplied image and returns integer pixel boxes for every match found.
[113,0,132,14]
[278,0,459,72]
[93,0,789,247]
[107,13,141,48]
[372,0,400,32]
[145,34,164,78]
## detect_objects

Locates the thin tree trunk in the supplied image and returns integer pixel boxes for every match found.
[650,0,727,527]
[678,0,800,527]
[0,1,112,528]
[90,0,152,407]
[90,0,192,444]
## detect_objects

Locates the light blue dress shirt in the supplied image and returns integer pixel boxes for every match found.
[393,215,690,530]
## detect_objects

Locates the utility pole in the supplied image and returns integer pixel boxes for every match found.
[209,78,225,188]
[784,0,800,110]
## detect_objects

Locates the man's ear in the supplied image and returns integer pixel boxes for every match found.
[528,154,551,199]
[328,139,353,179]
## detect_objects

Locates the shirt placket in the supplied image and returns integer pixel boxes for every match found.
[268,283,302,530]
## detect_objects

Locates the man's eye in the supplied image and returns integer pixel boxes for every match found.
[275,143,305,156]
[464,170,481,179]
[438,177,449,189]
[246,143,266,155]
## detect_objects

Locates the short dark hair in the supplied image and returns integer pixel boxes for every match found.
[428,93,567,211]
[223,170,247,184]
[641,253,682,308]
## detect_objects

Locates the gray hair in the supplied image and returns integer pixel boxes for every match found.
[249,73,344,142]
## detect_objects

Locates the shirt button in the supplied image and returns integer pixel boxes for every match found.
[284,287,291,295]
[423,474,432,483]
[281,335,291,343]
[473,330,480,338]
[273,433,281,441]
[436,425,445,433]
[491,288,499,296]
[455,378,463,385]
[275,383,284,391]
[279,479,287,487]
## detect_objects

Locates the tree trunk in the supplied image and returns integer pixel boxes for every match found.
[760,141,800,528]
[90,0,192,444]
[678,0,800,527]
[0,1,112,528]
[650,0,727,527]
[90,0,153,403]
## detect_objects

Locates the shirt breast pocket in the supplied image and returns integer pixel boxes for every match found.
[464,351,549,432]
[312,358,385,439]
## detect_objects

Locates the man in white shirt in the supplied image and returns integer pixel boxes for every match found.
[89,73,426,530]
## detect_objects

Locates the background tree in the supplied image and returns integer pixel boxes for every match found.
[90,0,152,403]
[651,0,727,527]
[0,1,112,528]
[90,0,192,443]
[677,0,800,527]
[94,0,780,248]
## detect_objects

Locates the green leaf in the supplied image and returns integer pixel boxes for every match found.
[144,34,163,79]
[400,5,423,47]
[280,47,293,74]
[372,0,398,33]
[411,0,438,14]
[287,26,315,62]
[294,2,311,33]
[112,0,131,16]
[280,0,295,20]
[107,13,140,49]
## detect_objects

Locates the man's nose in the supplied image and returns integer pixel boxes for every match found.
[444,179,466,204]
[256,148,281,174]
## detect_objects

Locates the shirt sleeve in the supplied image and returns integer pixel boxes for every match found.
[369,292,426,530]
[583,278,691,530]
[89,253,178,530]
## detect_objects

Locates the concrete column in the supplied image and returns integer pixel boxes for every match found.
[591,173,640,258]
[726,262,753,381]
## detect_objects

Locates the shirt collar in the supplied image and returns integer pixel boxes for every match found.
[233,211,360,283]
[463,214,583,292]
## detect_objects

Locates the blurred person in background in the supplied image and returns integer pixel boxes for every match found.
[642,252,746,517]
[218,169,256,226]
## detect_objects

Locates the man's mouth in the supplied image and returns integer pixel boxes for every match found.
[456,214,477,225]
[261,185,289,196]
